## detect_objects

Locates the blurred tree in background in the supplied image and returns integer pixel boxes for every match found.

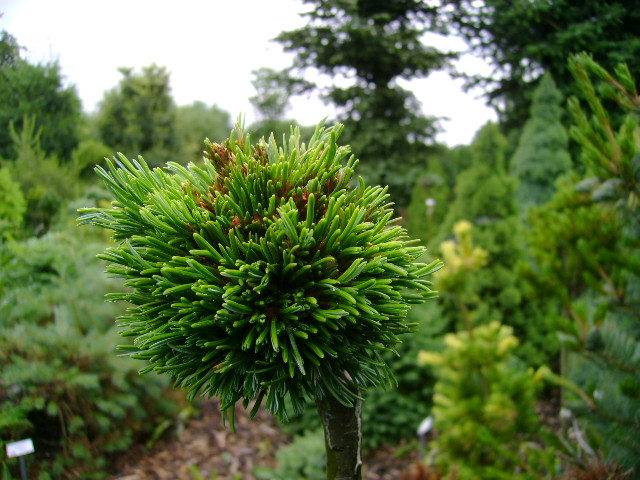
[420,321,554,480]
[434,220,488,331]
[250,67,313,121]
[443,0,640,135]
[71,139,113,180]
[0,167,26,236]
[273,0,455,209]
[434,123,560,366]
[525,54,640,474]
[0,30,82,161]
[247,67,316,143]
[96,64,179,168]
[406,145,472,250]
[2,117,78,234]
[0,29,20,66]
[175,101,232,162]
[511,73,573,210]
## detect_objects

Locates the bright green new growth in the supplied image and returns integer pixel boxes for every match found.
[79,122,442,427]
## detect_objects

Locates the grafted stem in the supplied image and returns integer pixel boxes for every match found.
[317,392,362,480]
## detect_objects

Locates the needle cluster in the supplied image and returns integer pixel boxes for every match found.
[79,122,441,426]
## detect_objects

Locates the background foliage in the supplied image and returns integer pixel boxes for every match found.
[96,65,180,168]
[442,0,640,135]
[0,228,178,479]
[272,0,455,209]
[1,2,640,476]
[0,31,81,161]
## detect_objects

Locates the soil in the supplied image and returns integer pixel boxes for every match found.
[107,398,422,480]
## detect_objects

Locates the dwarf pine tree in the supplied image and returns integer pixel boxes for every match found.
[79,122,441,480]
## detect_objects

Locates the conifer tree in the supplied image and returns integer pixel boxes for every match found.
[0,30,81,161]
[419,222,555,479]
[511,74,573,209]
[79,121,442,480]
[0,168,25,235]
[96,65,179,168]
[406,145,471,250]
[175,102,232,163]
[3,117,77,233]
[434,220,488,331]
[527,54,640,473]
[248,67,316,147]
[442,0,640,134]
[435,123,559,366]
[420,322,553,480]
[273,1,454,208]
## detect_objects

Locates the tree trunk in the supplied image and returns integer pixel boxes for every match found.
[317,394,363,480]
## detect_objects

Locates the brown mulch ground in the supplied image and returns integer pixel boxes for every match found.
[108,399,422,480]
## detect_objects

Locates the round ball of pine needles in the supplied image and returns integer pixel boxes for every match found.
[79,122,441,425]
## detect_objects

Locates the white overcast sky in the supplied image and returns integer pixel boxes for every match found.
[1,0,496,146]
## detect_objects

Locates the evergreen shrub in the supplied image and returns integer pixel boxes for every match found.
[79,122,441,422]
[3,117,78,234]
[0,168,26,236]
[0,232,178,479]
[420,321,556,480]
[554,53,639,475]
[254,428,326,480]
[434,123,560,367]
[78,121,442,479]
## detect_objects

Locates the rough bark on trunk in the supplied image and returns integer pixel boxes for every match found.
[317,393,363,480]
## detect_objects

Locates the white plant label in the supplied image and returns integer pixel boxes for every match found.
[6,438,35,458]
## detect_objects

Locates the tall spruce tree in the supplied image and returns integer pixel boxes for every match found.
[247,67,316,145]
[274,0,455,209]
[435,122,559,366]
[511,74,572,210]
[0,30,20,67]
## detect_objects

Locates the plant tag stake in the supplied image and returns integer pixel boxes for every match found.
[6,438,34,480]
[6,439,34,458]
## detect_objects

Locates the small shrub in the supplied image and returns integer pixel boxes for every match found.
[78,121,442,479]
[0,168,26,236]
[419,321,556,480]
[0,231,178,479]
[255,429,326,480]
[78,122,441,423]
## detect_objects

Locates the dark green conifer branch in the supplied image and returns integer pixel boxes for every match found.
[78,121,442,441]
